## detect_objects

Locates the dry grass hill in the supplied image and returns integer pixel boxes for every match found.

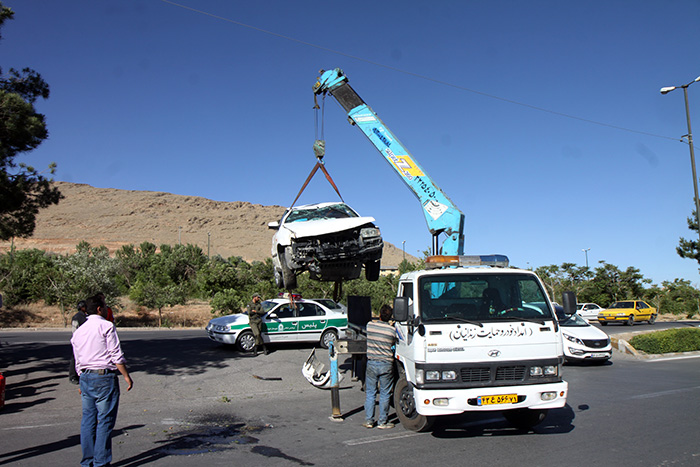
[0,182,414,268]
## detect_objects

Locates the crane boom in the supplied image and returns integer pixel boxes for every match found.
[313,68,465,255]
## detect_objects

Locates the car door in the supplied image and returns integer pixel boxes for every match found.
[635,301,652,320]
[262,303,298,342]
[295,302,326,343]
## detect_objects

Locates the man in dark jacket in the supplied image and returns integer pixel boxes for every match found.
[247,293,268,356]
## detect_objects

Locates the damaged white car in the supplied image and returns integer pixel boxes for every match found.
[268,202,383,289]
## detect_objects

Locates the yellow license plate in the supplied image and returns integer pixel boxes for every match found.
[477,394,518,406]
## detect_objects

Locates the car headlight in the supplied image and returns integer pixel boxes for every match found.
[360,227,381,238]
[563,333,584,346]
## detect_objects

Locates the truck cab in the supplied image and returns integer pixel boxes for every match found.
[392,258,568,431]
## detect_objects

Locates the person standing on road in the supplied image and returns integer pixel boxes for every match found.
[247,293,268,356]
[68,300,88,384]
[363,304,397,429]
[71,294,133,467]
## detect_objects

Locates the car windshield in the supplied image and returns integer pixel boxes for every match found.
[576,304,583,310]
[555,309,589,327]
[609,301,634,309]
[285,204,358,223]
[261,301,278,313]
[418,273,554,323]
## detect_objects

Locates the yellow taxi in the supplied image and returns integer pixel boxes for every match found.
[597,300,657,326]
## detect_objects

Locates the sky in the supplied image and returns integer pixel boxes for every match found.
[3,0,700,286]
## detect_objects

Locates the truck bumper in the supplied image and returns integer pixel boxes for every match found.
[414,381,568,416]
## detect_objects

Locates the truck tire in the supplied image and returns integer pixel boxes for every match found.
[393,375,434,432]
[503,408,547,429]
[236,331,256,353]
[365,259,380,281]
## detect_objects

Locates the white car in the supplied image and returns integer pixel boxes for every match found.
[576,302,604,322]
[205,297,348,352]
[268,202,383,289]
[556,306,612,363]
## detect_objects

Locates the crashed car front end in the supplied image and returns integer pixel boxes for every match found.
[290,223,383,280]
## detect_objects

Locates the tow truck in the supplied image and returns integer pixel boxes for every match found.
[312,68,570,431]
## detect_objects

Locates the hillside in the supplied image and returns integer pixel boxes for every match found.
[0,182,414,268]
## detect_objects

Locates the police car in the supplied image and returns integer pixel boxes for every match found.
[205,295,348,352]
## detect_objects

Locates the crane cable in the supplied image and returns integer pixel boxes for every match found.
[288,94,344,208]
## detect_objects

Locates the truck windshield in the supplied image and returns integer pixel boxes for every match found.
[418,273,554,323]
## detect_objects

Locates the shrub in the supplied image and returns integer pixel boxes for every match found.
[629,328,700,354]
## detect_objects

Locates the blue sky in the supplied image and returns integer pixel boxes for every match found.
[3,0,700,286]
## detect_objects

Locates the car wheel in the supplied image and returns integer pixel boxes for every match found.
[626,315,634,326]
[236,331,256,353]
[319,329,337,349]
[365,259,381,281]
[280,257,297,289]
[503,409,547,429]
[649,314,657,324]
[600,321,607,326]
[273,268,284,288]
[393,375,434,432]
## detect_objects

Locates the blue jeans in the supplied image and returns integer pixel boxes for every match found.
[364,360,394,425]
[79,373,120,467]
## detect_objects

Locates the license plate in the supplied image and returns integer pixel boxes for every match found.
[591,352,608,358]
[477,394,518,406]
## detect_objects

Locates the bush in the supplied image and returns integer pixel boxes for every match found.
[629,328,700,354]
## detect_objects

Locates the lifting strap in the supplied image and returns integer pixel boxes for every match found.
[289,145,344,208]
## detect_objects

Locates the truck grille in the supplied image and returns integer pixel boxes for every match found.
[459,365,526,383]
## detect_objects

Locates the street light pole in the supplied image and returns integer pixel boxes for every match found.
[582,248,590,268]
[402,240,406,262]
[661,76,700,248]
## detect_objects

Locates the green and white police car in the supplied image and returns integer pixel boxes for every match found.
[206,296,348,352]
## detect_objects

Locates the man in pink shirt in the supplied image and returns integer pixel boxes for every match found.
[71,294,133,467]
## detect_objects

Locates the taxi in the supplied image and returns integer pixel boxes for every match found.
[597,300,657,326]
[206,295,348,352]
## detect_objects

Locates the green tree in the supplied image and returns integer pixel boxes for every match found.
[0,3,62,240]
[677,207,700,266]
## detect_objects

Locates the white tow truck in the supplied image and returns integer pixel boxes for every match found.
[312,69,571,431]
[391,255,570,431]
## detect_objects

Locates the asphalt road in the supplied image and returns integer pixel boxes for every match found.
[1,324,699,467]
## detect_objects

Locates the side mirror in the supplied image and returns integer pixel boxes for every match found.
[561,291,577,316]
[268,313,278,319]
[268,221,280,230]
[393,297,409,322]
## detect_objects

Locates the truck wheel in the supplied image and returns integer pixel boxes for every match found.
[319,329,337,349]
[236,331,255,353]
[393,376,434,432]
[365,259,380,281]
[503,409,547,429]
[626,315,634,326]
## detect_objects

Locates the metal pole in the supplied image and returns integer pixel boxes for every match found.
[582,248,590,268]
[329,341,342,421]
[207,232,211,258]
[682,86,700,247]
[402,240,406,262]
